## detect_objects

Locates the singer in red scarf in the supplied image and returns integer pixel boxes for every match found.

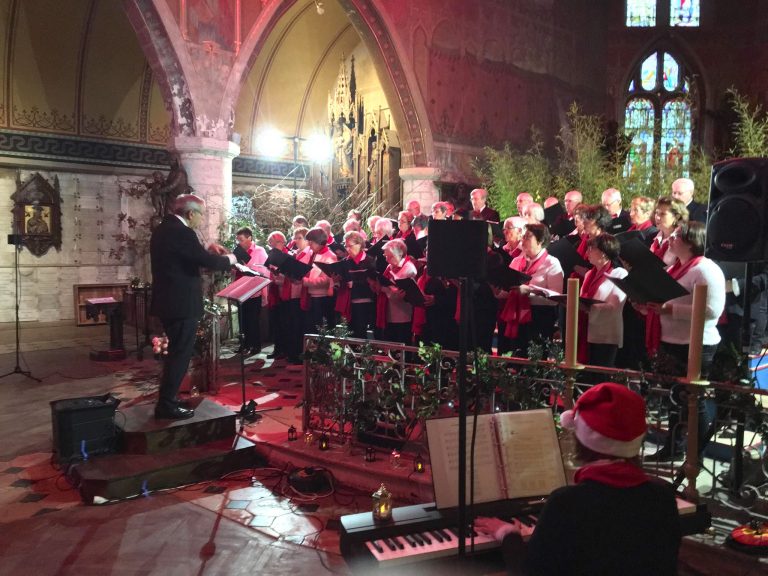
[627,196,657,242]
[642,222,725,461]
[264,231,289,360]
[476,383,681,576]
[302,228,338,333]
[334,231,376,339]
[649,196,689,267]
[277,228,311,365]
[374,239,417,345]
[500,224,563,356]
[578,235,628,367]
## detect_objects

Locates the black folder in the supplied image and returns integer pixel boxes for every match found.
[544,202,565,227]
[264,248,313,281]
[395,277,426,307]
[367,235,390,259]
[608,267,689,304]
[487,266,532,290]
[233,244,250,265]
[489,221,503,240]
[315,259,352,281]
[617,236,665,270]
[548,237,590,277]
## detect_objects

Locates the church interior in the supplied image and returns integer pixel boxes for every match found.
[2,1,768,574]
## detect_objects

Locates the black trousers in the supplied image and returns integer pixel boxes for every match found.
[385,322,412,346]
[239,297,262,350]
[284,299,305,359]
[349,301,374,339]
[158,316,199,413]
[306,296,336,333]
[589,343,618,368]
[510,305,558,357]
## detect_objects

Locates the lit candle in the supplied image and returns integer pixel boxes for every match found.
[564,277,580,367]
[687,283,708,382]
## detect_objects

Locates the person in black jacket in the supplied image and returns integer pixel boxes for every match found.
[150,194,235,419]
[476,383,681,576]
[470,188,501,223]
[601,187,632,234]
[671,177,707,223]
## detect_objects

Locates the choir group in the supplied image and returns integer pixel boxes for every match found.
[232,179,733,390]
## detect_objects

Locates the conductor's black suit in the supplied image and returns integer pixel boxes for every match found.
[150,215,232,416]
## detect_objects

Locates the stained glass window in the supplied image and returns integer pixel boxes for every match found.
[670,0,700,27]
[624,51,694,179]
[626,0,656,27]
[661,100,691,170]
[641,53,658,91]
[625,99,655,177]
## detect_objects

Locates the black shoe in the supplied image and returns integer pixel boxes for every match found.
[155,406,195,420]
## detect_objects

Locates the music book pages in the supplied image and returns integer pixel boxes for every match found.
[426,409,566,509]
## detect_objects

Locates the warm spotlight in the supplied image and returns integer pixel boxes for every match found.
[304,133,333,163]
[255,128,286,158]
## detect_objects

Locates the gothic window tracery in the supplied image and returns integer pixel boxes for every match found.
[623,51,694,178]
[626,1,700,28]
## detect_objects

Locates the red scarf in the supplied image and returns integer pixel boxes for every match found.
[334,251,366,322]
[300,248,328,311]
[412,273,430,335]
[628,220,652,232]
[577,263,612,363]
[650,235,669,261]
[375,257,413,329]
[576,234,589,258]
[501,250,549,338]
[574,460,650,487]
[645,256,703,354]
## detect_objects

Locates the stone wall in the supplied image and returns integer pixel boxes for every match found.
[0,168,151,323]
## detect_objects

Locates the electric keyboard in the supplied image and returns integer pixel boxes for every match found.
[340,498,710,568]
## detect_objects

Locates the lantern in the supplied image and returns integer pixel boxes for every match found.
[365,447,376,462]
[318,433,330,451]
[372,483,392,522]
[414,453,425,473]
[304,432,314,445]
[287,425,297,441]
[390,449,401,468]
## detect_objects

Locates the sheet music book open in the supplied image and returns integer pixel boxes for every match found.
[426,409,566,509]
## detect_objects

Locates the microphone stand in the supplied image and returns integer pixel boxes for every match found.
[0,229,40,382]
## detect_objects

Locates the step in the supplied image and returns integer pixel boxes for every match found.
[117,398,237,454]
[70,436,261,504]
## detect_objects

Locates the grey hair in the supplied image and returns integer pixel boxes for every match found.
[173,194,205,216]
[384,238,407,259]
[375,218,394,237]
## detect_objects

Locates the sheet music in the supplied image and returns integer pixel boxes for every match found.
[493,409,566,499]
[426,415,504,509]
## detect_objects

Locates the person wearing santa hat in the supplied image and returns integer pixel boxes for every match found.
[476,383,681,576]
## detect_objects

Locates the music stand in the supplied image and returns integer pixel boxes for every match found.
[0,232,40,382]
[216,274,272,431]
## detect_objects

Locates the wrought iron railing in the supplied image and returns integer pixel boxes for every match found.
[302,333,768,504]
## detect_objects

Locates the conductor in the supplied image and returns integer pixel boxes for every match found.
[150,194,236,419]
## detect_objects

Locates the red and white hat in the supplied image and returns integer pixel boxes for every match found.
[560,383,647,459]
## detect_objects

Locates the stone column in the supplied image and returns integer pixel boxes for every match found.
[173,136,240,243]
[399,166,442,214]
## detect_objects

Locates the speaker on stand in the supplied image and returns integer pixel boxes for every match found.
[427,219,488,558]
[704,157,768,498]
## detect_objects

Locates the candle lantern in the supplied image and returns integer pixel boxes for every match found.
[365,447,376,462]
[304,432,314,445]
[390,449,401,468]
[372,483,393,522]
[414,453,425,473]
[318,433,330,451]
[287,425,297,441]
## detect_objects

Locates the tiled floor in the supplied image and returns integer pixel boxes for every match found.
[0,326,495,576]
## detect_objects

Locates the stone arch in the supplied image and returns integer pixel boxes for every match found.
[122,0,197,137]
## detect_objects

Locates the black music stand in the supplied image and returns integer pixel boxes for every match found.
[216,274,273,432]
[0,233,40,382]
[86,297,127,361]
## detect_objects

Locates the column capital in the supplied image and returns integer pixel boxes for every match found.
[399,166,443,182]
[172,136,240,160]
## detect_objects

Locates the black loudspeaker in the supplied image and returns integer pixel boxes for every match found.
[427,219,488,278]
[51,395,120,462]
[706,158,768,262]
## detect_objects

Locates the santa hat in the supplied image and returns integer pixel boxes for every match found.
[560,383,647,459]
